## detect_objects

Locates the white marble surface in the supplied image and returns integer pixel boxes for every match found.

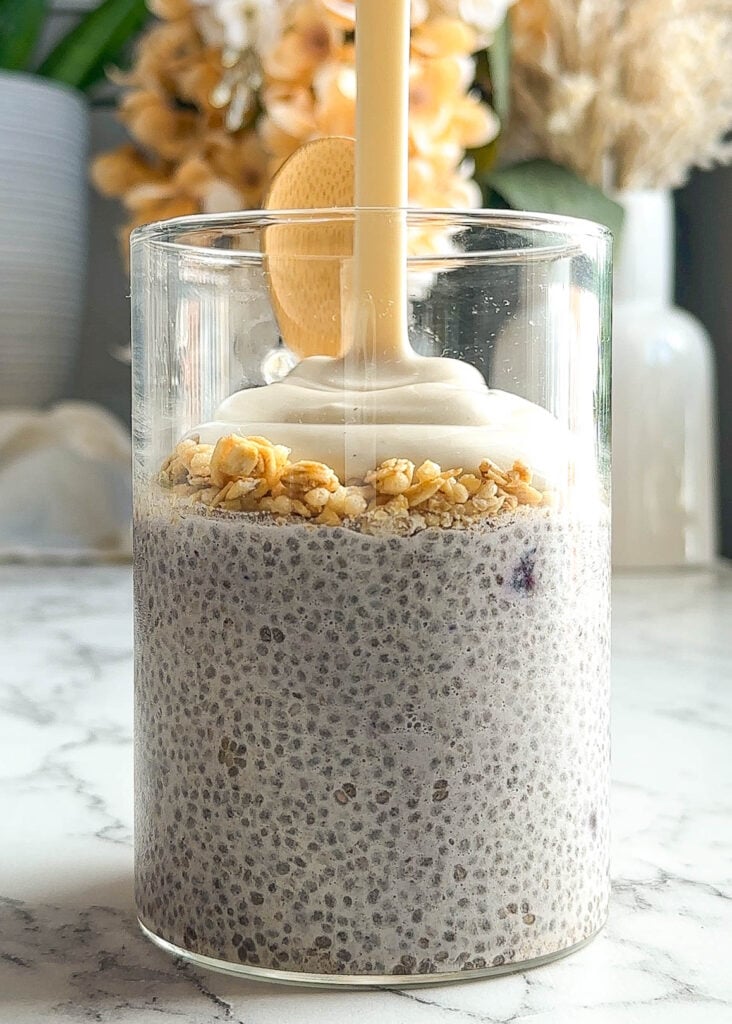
[1,565,731,1023]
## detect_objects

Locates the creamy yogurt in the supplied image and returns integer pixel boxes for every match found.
[191,354,569,486]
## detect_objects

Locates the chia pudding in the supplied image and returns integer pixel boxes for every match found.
[134,496,610,980]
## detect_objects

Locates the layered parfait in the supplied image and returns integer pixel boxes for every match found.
[134,0,610,983]
[134,361,610,979]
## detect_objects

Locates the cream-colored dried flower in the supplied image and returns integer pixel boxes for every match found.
[91,0,271,252]
[509,0,732,189]
[258,0,498,206]
[431,0,516,45]
[192,0,284,57]
[95,0,500,249]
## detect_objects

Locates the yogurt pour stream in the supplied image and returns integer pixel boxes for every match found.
[193,0,568,490]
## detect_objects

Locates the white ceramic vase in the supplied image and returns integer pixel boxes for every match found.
[612,189,717,568]
[0,72,88,408]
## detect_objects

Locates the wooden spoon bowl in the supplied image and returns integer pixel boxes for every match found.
[263,136,355,359]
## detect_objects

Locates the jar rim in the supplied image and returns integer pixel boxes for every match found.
[130,207,611,266]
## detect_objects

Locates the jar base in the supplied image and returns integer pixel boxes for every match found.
[138,917,605,989]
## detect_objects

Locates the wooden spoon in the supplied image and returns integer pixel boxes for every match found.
[263,136,355,359]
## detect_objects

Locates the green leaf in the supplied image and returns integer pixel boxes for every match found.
[37,0,148,93]
[486,13,511,127]
[481,158,624,240]
[481,186,511,211]
[0,0,47,72]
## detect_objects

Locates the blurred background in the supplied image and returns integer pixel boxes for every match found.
[1,0,730,561]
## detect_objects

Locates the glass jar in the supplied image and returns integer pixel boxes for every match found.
[131,208,612,986]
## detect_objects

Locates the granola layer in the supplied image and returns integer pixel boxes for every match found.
[159,433,554,533]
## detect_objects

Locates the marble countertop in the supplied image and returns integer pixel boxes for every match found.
[1,565,731,1024]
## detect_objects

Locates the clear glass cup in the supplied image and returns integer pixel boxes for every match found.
[131,208,612,986]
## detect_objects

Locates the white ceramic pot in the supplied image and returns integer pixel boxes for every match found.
[0,72,88,408]
[612,189,718,568]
